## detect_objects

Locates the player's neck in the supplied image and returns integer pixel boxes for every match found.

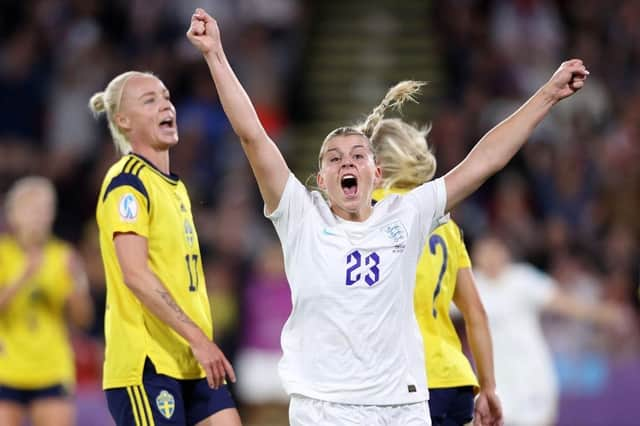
[132,146,170,174]
[331,204,373,223]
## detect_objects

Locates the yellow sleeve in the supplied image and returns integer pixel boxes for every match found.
[100,180,150,239]
[453,222,471,269]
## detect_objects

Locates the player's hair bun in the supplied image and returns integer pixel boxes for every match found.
[89,92,106,116]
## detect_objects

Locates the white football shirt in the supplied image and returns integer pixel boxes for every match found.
[266,173,447,405]
[474,263,559,425]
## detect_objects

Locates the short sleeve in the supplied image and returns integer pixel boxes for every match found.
[404,176,448,236]
[454,223,471,269]
[265,173,311,244]
[100,182,150,239]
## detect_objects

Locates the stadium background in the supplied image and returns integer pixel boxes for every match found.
[0,0,638,424]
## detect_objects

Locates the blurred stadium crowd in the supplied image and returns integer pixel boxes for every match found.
[0,0,638,425]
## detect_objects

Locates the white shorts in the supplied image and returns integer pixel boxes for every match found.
[235,348,289,404]
[289,394,431,426]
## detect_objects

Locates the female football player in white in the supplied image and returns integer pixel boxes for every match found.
[472,235,626,426]
[186,7,588,425]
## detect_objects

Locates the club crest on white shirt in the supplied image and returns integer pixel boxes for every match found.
[381,221,407,243]
[118,193,138,221]
[381,220,407,253]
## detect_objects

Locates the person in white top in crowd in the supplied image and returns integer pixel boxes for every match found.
[186,7,588,425]
[471,234,626,426]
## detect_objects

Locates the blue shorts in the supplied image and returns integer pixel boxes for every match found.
[106,359,236,426]
[0,383,71,405]
[428,386,474,426]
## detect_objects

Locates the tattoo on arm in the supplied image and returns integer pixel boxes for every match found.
[155,288,194,325]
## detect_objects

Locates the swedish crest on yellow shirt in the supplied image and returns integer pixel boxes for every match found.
[155,389,175,419]
[184,219,194,247]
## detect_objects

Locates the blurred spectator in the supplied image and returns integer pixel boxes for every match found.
[174,65,234,203]
[0,26,48,190]
[45,22,108,181]
[204,252,241,359]
[235,238,291,425]
[489,171,541,260]
[489,0,565,93]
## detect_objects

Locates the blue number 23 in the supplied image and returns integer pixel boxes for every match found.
[346,250,380,286]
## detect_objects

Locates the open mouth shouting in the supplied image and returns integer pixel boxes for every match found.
[341,174,358,198]
[158,115,178,142]
[159,116,175,131]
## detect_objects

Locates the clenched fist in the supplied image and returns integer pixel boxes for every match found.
[186,8,221,56]
[545,59,589,102]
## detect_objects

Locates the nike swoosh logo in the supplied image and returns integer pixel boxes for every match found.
[322,228,338,236]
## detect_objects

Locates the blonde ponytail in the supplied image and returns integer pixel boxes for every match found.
[371,118,436,190]
[358,80,426,138]
[318,80,427,169]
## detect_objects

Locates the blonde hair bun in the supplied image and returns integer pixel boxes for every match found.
[89,92,106,115]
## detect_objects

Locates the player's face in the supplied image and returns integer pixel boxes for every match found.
[472,237,510,279]
[118,75,178,150]
[8,186,55,246]
[317,134,381,220]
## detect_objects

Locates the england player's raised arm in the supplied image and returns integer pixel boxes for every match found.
[443,59,588,211]
[186,8,289,214]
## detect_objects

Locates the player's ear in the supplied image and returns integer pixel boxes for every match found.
[317,171,326,190]
[115,113,131,131]
[373,165,382,187]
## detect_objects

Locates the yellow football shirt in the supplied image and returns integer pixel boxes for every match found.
[373,188,478,389]
[0,237,75,389]
[97,153,213,389]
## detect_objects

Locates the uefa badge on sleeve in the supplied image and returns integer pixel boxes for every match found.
[119,193,138,222]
